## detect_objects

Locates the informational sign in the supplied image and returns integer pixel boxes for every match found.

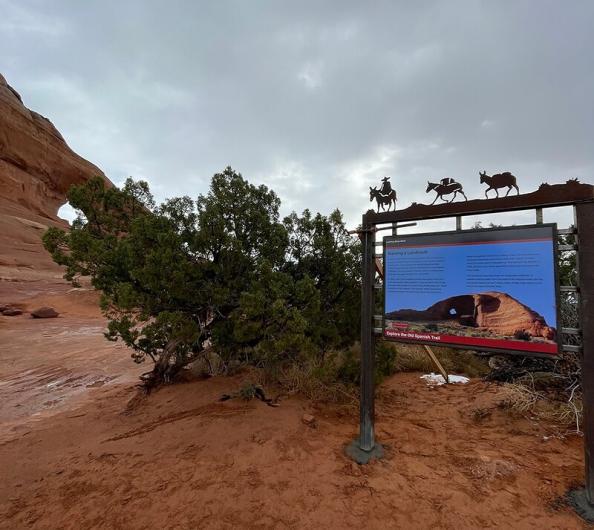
[383,224,560,355]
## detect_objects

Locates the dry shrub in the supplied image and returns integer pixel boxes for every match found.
[498,381,583,433]
[253,342,398,405]
[274,362,358,405]
[237,340,489,405]
[393,343,490,378]
[393,343,436,372]
[498,382,542,413]
[251,352,359,406]
[494,354,583,434]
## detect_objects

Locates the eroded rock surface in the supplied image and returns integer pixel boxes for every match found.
[0,73,110,282]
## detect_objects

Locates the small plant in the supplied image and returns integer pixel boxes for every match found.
[238,382,258,401]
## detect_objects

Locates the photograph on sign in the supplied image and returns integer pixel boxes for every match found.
[383,224,560,355]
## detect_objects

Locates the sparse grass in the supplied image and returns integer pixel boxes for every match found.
[391,342,490,378]
[252,351,360,405]
[256,342,400,405]
[238,381,258,401]
[498,381,583,433]
[230,340,489,405]
[498,382,541,413]
[274,362,358,405]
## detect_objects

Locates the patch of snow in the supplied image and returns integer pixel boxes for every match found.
[420,373,470,386]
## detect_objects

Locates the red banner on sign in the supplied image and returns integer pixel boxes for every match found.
[383,328,557,354]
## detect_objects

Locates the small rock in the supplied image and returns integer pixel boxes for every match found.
[2,308,22,316]
[302,413,317,428]
[31,307,59,318]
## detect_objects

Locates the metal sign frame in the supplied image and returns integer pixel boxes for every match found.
[349,179,594,521]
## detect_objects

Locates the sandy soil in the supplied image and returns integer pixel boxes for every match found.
[0,285,589,529]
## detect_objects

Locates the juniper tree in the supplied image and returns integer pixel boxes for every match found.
[43,167,360,388]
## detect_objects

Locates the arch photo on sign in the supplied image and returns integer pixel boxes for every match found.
[383,224,560,355]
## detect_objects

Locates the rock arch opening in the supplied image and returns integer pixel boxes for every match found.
[57,201,77,224]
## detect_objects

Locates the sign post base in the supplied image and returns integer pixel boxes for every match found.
[567,489,594,523]
[345,439,384,465]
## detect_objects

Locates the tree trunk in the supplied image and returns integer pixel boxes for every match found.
[141,339,188,391]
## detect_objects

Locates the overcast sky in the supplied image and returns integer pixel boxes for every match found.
[1,1,593,230]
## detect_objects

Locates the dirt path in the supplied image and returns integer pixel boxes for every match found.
[0,368,587,529]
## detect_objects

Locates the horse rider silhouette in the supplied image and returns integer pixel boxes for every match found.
[380,176,393,196]
[370,176,397,211]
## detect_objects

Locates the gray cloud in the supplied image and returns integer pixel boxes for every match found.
[1,0,593,230]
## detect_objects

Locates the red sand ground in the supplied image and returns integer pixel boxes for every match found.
[0,286,589,529]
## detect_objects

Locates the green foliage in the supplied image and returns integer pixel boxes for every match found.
[332,341,397,387]
[558,226,577,287]
[374,341,398,382]
[43,167,361,388]
[238,382,258,401]
[283,209,361,350]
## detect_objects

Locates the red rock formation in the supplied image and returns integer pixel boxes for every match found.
[0,73,111,282]
[472,292,556,340]
[387,291,556,340]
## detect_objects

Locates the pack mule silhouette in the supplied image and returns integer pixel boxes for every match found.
[425,178,468,205]
[479,171,520,198]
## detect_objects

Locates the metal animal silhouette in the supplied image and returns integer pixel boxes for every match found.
[479,171,520,198]
[369,176,397,212]
[425,178,467,205]
[369,186,397,212]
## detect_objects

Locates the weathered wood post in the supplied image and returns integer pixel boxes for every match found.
[346,214,383,463]
[569,201,594,521]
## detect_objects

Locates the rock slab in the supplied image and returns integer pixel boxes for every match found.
[2,308,23,316]
[31,307,59,318]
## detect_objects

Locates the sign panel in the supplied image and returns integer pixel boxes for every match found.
[383,224,560,355]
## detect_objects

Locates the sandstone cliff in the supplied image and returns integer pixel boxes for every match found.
[0,73,110,282]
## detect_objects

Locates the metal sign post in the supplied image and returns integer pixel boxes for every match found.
[568,201,594,521]
[345,220,384,463]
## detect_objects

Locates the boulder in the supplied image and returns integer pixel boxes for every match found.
[31,307,59,318]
